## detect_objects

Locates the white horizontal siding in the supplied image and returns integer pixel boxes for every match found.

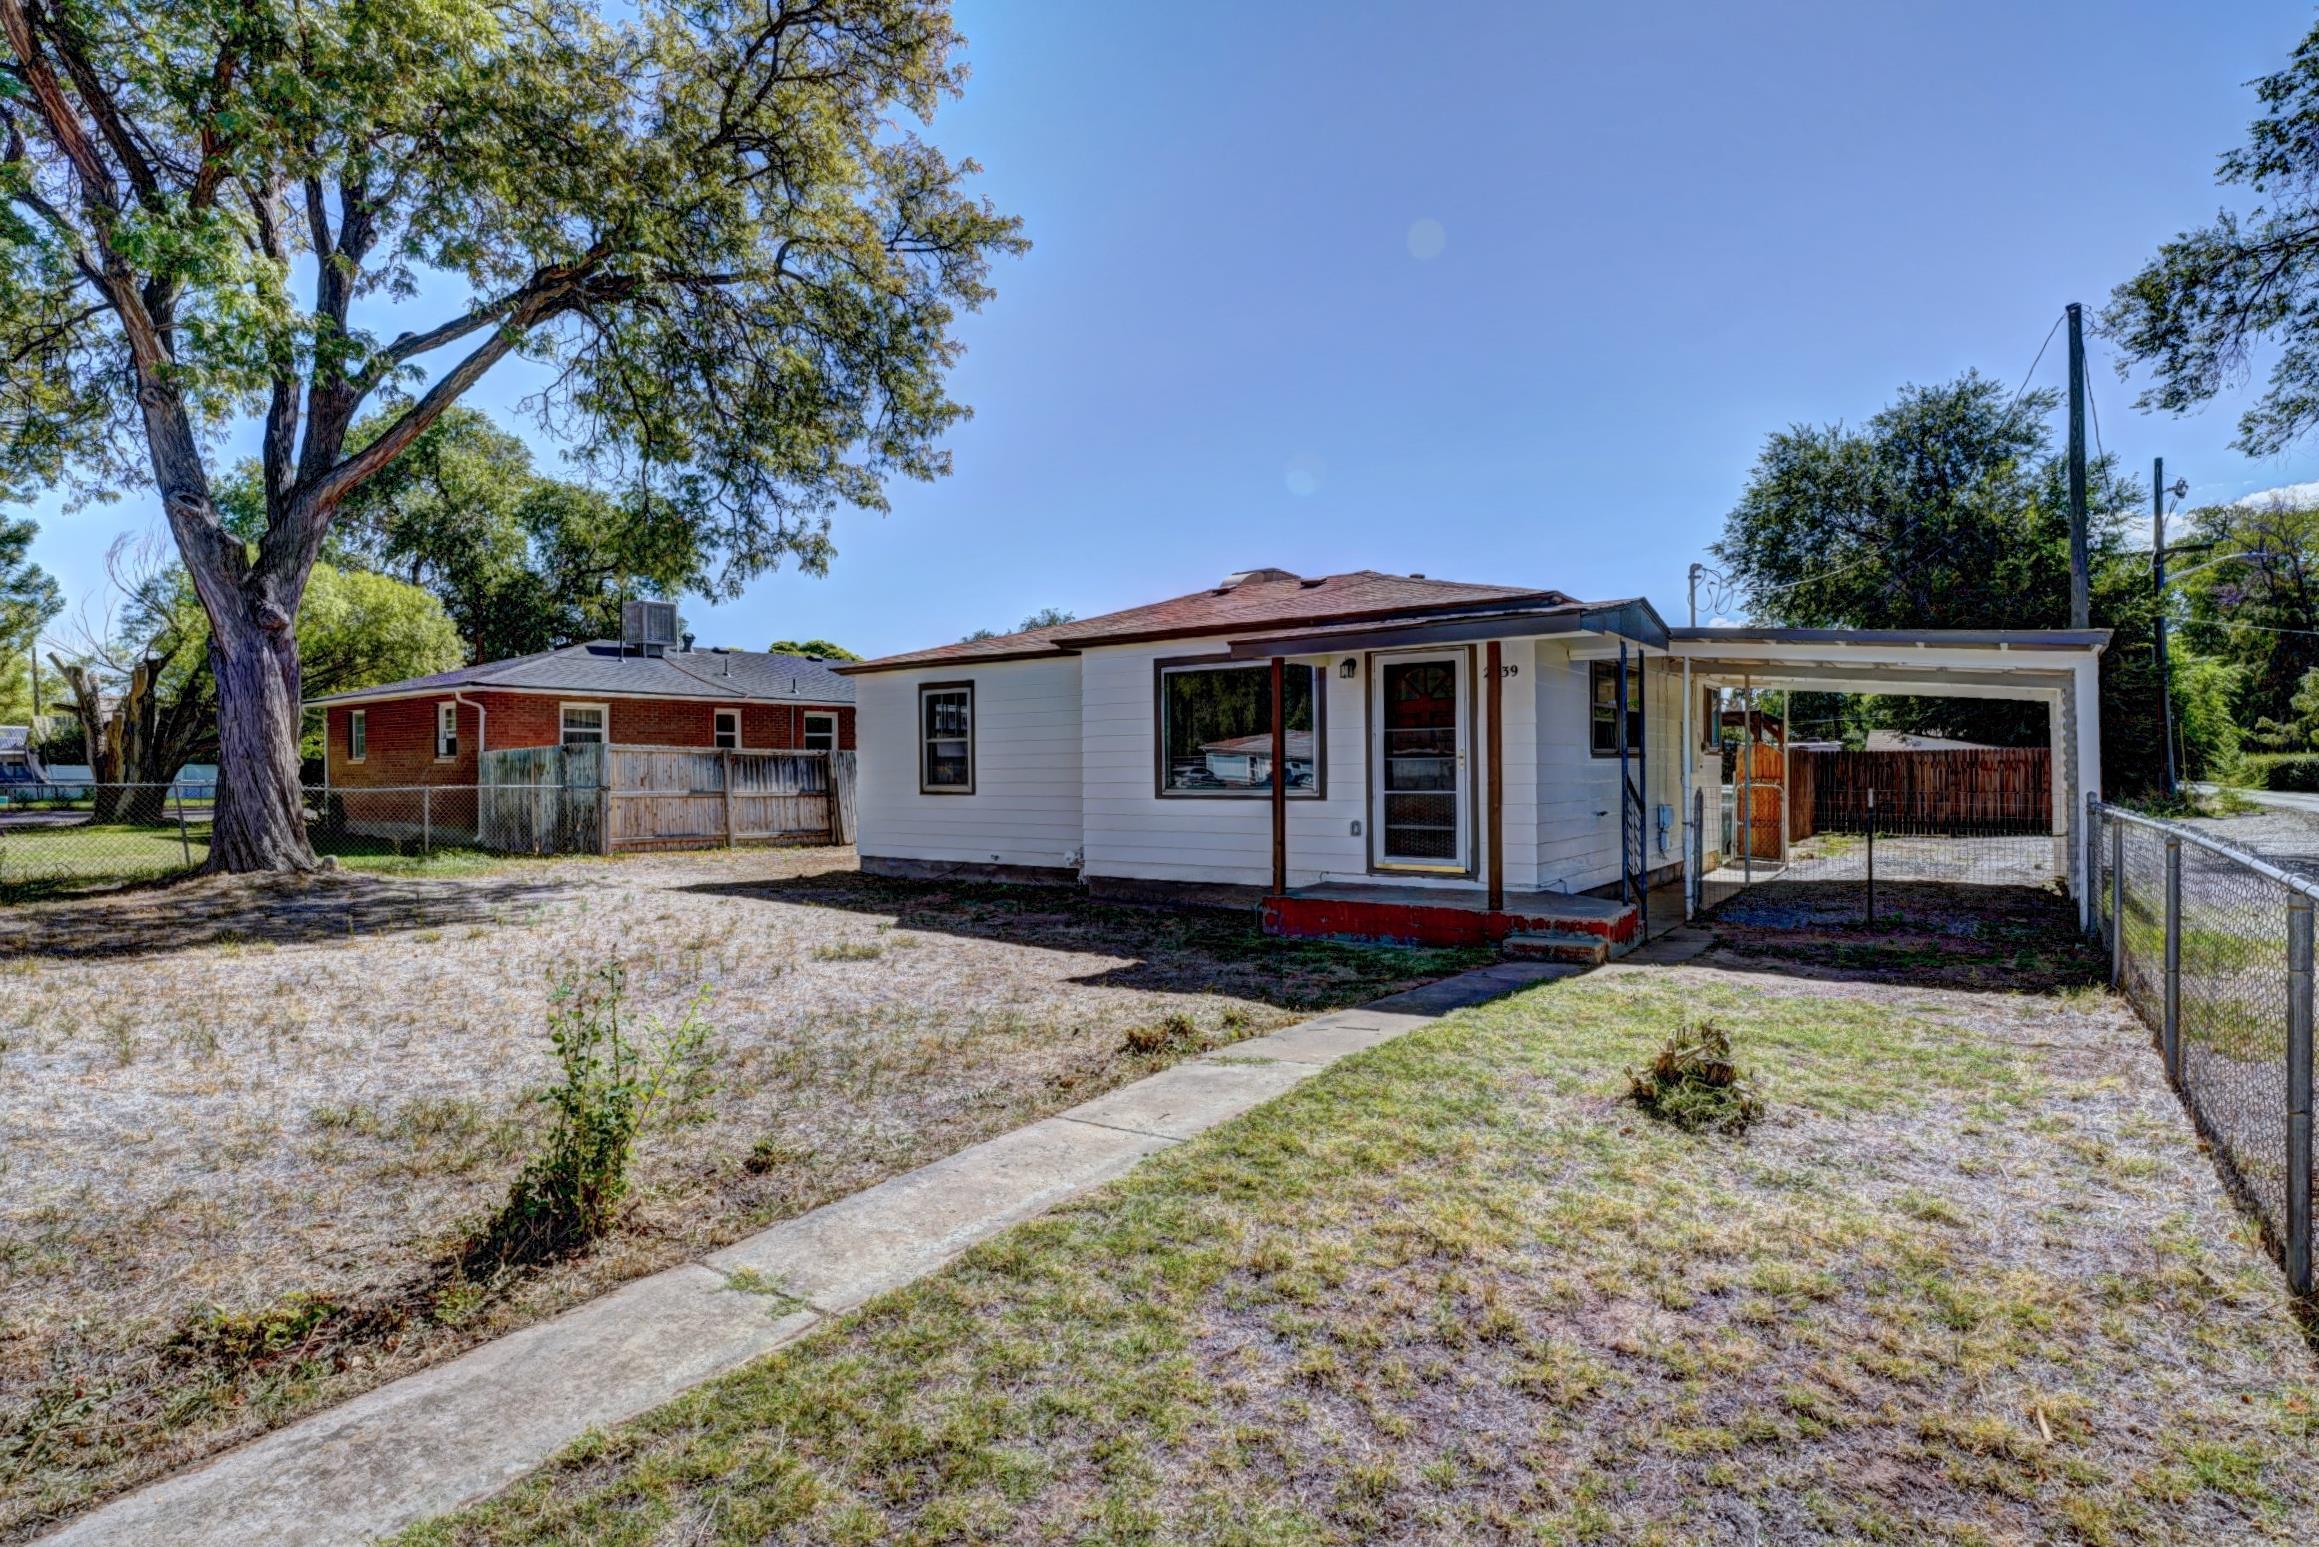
[1534,643,1690,893]
[853,660,1084,870]
[1081,642,1369,888]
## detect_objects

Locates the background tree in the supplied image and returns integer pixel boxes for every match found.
[764,638,857,660]
[2168,495,2319,742]
[226,407,714,661]
[1713,372,2181,792]
[50,546,459,819]
[2104,20,2319,454]
[0,0,1024,869]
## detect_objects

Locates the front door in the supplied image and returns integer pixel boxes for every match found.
[1372,651,1468,871]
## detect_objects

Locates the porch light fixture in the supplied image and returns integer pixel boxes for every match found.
[1339,658,1358,679]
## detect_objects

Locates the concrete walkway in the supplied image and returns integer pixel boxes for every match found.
[44,960,1572,1547]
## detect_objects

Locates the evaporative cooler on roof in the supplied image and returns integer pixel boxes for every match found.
[620,600,680,655]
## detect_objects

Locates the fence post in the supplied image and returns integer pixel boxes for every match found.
[2162,835,2182,1083]
[174,783,191,867]
[2288,893,2313,1299]
[421,785,432,856]
[2110,816,2126,986]
[723,748,736,849]
[1864,787,1875,923]
[2085,794,2101,938]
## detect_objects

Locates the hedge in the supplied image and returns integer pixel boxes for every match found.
[2233,753,2319,793]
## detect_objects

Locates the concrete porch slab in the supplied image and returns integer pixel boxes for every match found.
[704,1116,1173,1313]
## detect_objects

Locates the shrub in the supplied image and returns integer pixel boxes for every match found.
[2233,752,2319,793]
[1627,1023,1765,1135]
[1123,1011,1201,1056]
[472,966,715,1266]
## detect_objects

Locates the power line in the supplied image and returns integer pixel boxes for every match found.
[2004,310,2066,431]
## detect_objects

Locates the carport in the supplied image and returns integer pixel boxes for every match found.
[1667,627,2111,926]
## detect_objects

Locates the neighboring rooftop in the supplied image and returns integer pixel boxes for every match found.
[307,642,856,706]
[841,569,1574,673]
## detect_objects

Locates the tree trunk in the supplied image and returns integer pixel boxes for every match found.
[205,618,316,872]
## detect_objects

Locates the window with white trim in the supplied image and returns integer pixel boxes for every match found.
[919,684,972,793]
[436,701,459,759]
[714,708,741,750]
[561,702,609,746]
[347,709,367,762]
[802,711,836,753]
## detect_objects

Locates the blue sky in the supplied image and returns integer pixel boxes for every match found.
[24,0,2319,656]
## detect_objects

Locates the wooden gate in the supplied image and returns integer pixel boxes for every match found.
[479,744,603,854]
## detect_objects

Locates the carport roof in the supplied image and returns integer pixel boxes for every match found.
[1670,626,2110,651]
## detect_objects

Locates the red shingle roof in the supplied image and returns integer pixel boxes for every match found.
[841,570,1569,673]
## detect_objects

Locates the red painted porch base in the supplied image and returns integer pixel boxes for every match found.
[1261,893,1640,949]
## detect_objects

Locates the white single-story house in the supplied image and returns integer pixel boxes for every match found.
[836,567,2109,953]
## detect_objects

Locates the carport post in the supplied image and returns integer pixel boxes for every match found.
[2110,816,2124,986]
[2162,835,2182,1083]
[2287,893,2313,1298]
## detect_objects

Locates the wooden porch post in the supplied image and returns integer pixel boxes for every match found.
[1486,639,1504,912]
[1270,656,1287,895]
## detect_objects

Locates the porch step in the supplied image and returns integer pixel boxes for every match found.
[1500,930,1611,966]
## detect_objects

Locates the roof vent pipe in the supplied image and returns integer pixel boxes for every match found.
[681,632,695,652]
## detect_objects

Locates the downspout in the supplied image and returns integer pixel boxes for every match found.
[452,691,487,763]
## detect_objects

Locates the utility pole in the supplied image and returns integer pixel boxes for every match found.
[2153,457,2175,796]
[2068,301,2090,630]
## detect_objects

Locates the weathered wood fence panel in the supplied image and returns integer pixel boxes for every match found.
[477,745,851,854]
[479,744,603,854]
[1801,747,2051,834]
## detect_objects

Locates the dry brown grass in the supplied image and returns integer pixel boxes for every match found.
[0,847,1478,1540]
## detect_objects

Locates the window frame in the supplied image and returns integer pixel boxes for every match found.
[346,708,367,763]
[1588,660,1646,759]
[1151,655,1326,800]
[801,710,837,753]
[713,707,742,750]
[560,701,611,747]
[918,682,975,795]
[435,700,459,760]
[1700,686,1721,751]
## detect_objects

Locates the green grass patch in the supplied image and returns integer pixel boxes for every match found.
[399,970,2314,1545]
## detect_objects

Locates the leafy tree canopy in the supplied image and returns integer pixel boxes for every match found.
[2104,20,2319,453]
[222,406,712,661]
[2171,494,2319,740]
[1713,371,2188,791]
[764,638,857,660]
[0,510,59,660]
[0,0,1023,867]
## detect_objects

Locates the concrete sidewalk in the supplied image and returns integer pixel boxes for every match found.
[43,960,1572,1547]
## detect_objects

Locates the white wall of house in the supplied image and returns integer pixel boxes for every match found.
[1532,643,1692,895]
[852,658,1084,872]
[1081,640,1368,888]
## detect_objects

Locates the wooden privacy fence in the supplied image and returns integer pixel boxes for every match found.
[477,745,856,855]
[1795,747,2051,838]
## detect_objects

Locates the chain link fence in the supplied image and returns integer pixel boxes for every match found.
[2091,799,2314,1301]
[1694,786,2063,918]
[0,783,588,895]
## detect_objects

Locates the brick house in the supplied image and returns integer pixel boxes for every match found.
[309,640,855,840]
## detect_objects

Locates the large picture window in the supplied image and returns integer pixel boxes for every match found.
[1157,660,1322,797]
[920,684,973,793]
[1589,660,1644,757]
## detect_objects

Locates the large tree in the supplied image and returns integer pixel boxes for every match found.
[1713,372,2184,792]
[225,406,714,662]
[2104,19,2319,454]
[0,0,1022,870]
[51,552,460,819]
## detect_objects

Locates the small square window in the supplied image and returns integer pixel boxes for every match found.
[714,709,741,750]
[802,712,836,753]
[436,701,459,759]
[561,703,609,746]
[347,709,367,762]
